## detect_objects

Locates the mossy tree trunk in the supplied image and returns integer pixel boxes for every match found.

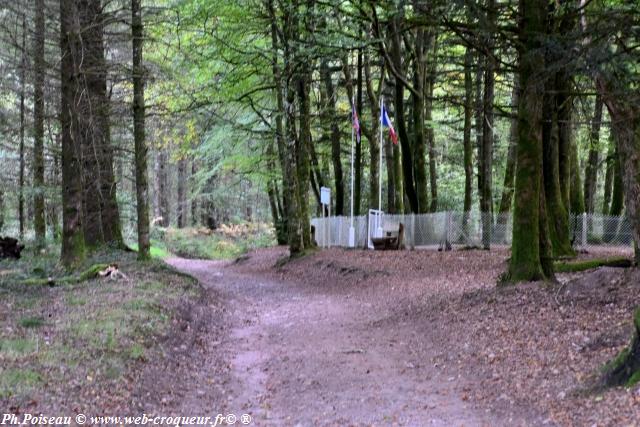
[177,159,187,228]
[507,0,549,282]
[602,137,615,215]
[60,0,86,268]
[475,51,484,209]
[78,0,122,249]
[320,59,344,217]
[602,308,640,387]
[425,32,438,213]
[33,0,46,248]
[496,81,519,243]
[597,75,640,262]
[410,42,428,214]
[569,140,585,215]
[19,14,26,240]
[296,59,312,249]
[132,0,150,261]
[354,48,363,217]
[480,0,496,250]
[462,44,474,236]
[268,0,291,244]
[584,93,603,214]
[542,88,574,257]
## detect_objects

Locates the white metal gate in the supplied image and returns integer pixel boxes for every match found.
[367,209,384,249]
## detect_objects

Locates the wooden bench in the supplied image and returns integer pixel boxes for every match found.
[371,223,404,250]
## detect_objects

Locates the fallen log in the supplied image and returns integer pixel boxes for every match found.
[0,236,24,259]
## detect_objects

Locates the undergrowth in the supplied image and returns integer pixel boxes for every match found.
[147,222,276,260]
[0,243,200,405]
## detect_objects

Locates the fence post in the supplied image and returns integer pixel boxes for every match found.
[446,211,451,246]
[581,213,587,249]
[411,213,416,250]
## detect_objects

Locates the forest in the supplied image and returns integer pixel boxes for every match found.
[1,0,640,424]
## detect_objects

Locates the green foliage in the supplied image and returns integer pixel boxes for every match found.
[157,223,275,260]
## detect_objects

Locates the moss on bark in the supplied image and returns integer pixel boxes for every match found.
[601,307,640,388]
[21,263,110,287]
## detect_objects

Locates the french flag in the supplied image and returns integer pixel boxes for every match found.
[381,103,398,145]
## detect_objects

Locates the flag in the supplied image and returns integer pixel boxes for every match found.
[352,103,361,143]
[381,103,398,145]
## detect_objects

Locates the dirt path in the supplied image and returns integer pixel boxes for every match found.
[167,255,537,427]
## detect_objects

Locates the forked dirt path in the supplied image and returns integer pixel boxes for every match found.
[167,255,535,427]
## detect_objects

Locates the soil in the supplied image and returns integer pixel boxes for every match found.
[165,246,640,426]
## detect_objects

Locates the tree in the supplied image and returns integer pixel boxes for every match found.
[60,0,86,267]
[583,93,603,214]
[479,0,496,250]
[132,0,150,260]
[33,0,46,247]
[507,0,551,282]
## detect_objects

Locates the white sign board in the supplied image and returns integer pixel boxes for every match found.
[320,187,331,205]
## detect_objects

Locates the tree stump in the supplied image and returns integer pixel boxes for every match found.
[0,237,25,259]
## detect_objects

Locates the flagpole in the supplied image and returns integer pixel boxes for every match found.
[349,96,355,247]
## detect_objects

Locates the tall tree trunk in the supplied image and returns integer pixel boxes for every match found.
[507,0,548,282]
[462,44,474,235]
[602,138,615,215]
[393,141,404,213]
[176,158,187,228]
[410,22,429,214]
[363,51,381,211]
[33,0,46,246]
[320,59,344,216]
[570,139,585,214]
[156,150,170,227]
[496,80,519,242]
[384,136,395,213]
[190,162,198,226]
[388,17,419,213]
[609,148,624,217]
[426,74,438,213]
[19,13,26,240]
[266,140,286,244]
[354,48,363,216]
[268,0,290,244]
[281,2,303,254]
[475,52,484,207]
[132,0,150,260]
[481,0,496,249]
[0,191,3,232]
[77,0,122,248]
[542,80,573,256]
[60,0,86,267]
[584,93,603,214]
[296,61,312,249]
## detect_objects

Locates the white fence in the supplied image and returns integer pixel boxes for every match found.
[311,211,635,250]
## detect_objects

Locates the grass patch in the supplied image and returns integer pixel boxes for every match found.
[152,222,276,260]
[19,316,45,328]
[554,257,632,273]
[129,344,145,360]
[66,295,87,306]
[0,369,41,398]
[0,244,202,409]
[0,338,37,357]
[129,243,171,260]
